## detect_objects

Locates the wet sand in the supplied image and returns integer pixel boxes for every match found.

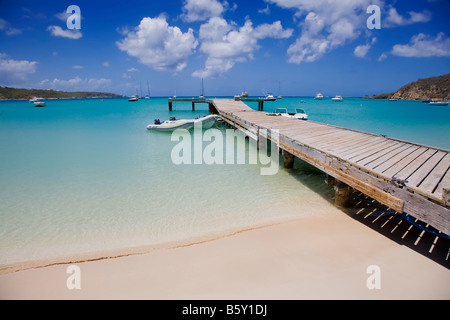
[1,197,449,300]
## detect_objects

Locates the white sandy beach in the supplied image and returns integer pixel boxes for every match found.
[0,204,449,300]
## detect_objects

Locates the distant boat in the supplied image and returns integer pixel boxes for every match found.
[269,107,308,120]
[332,95,343,102]
[199,78,205,98]
[33,98,46,107]
[277,82,282,99]
[240,91,248,98]
[128,96,139,102]
[29,97,44,103]
[147,115,220,131]
[264,93,276,101]
[314,93,323,100]
[389,98,398,101]
[145,80,150,99]
[429,100,449,106]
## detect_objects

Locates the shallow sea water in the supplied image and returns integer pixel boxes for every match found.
[0,97,448,267]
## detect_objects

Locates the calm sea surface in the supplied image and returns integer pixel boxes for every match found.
[0,97,449,267]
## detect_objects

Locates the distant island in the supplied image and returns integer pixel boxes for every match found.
[365,73,450,101]
[0,86,124,100]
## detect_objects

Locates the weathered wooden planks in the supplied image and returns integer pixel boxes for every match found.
[210,99,450,235]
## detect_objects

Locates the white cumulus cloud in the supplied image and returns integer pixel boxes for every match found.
[354,37,376,58]
[39,76,112,91]
[391,33,450,58]
[181,0,227,22]
[268,0,379,64]
[384,7,431,27]
[0,18,21,36]
[0,53,37,84]
[266,0,433,64]
[193,17,292,78]
[116,17,198,73]
[47,25,82,39]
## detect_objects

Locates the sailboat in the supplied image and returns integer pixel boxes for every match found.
[277,81,282,99]
[129,88,139,101]
[145,80,150,99]
[199,78,205,99]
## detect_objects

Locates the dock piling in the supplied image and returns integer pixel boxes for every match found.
[334,180,352,208]
[282,150,295,168]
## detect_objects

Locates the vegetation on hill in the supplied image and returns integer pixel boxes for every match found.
[0,87,123,100]
[365,73,450,100]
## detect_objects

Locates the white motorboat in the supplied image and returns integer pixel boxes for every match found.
[269,108,308,120]
[192,114,221,129]
[264,93,276,101]
[147,117,194,131]
[332,95,343,102]
[32,98,46,107]
[146,115,221,131]
[429,100,449,106]
[314,93,323,100]
[33,101,46,107]
[29,97,44,103]
[292,108,308,120]
[128,96,139,102]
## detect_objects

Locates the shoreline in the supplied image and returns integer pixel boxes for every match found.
[1,194,449,300]
[0,217,306,275]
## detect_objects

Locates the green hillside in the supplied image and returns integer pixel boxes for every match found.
[0,87,123,100]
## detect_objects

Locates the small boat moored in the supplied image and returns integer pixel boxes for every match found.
[314,93,323,100]
[332,95,343,102]
[147,115,221,131]
[264,93,276,101]
[429,100,449,106]
[33,99,46,107]
[268,107,308,120]
[29,97,44,103]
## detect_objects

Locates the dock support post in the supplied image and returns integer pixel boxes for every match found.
[209,103,216,114]
[282,150,295,168]
[334,180,352,208]
[192,101,195,111]
[169,101,173,112]
[325,174,335,186]
[258,101,264,111]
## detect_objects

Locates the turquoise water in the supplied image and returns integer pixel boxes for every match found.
[0,97,449,267]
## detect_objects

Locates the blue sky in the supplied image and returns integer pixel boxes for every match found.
[1,0,449,97]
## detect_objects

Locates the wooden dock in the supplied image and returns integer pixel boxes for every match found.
[210,99,450,236]
[168,96,273,111]
[167,97,450,236]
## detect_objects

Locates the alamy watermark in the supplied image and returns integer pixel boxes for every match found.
[66,5,81,30]
[170,123,280,176]
[367,5,381,30]
[366,265,381,290]
[66,265,81,290]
